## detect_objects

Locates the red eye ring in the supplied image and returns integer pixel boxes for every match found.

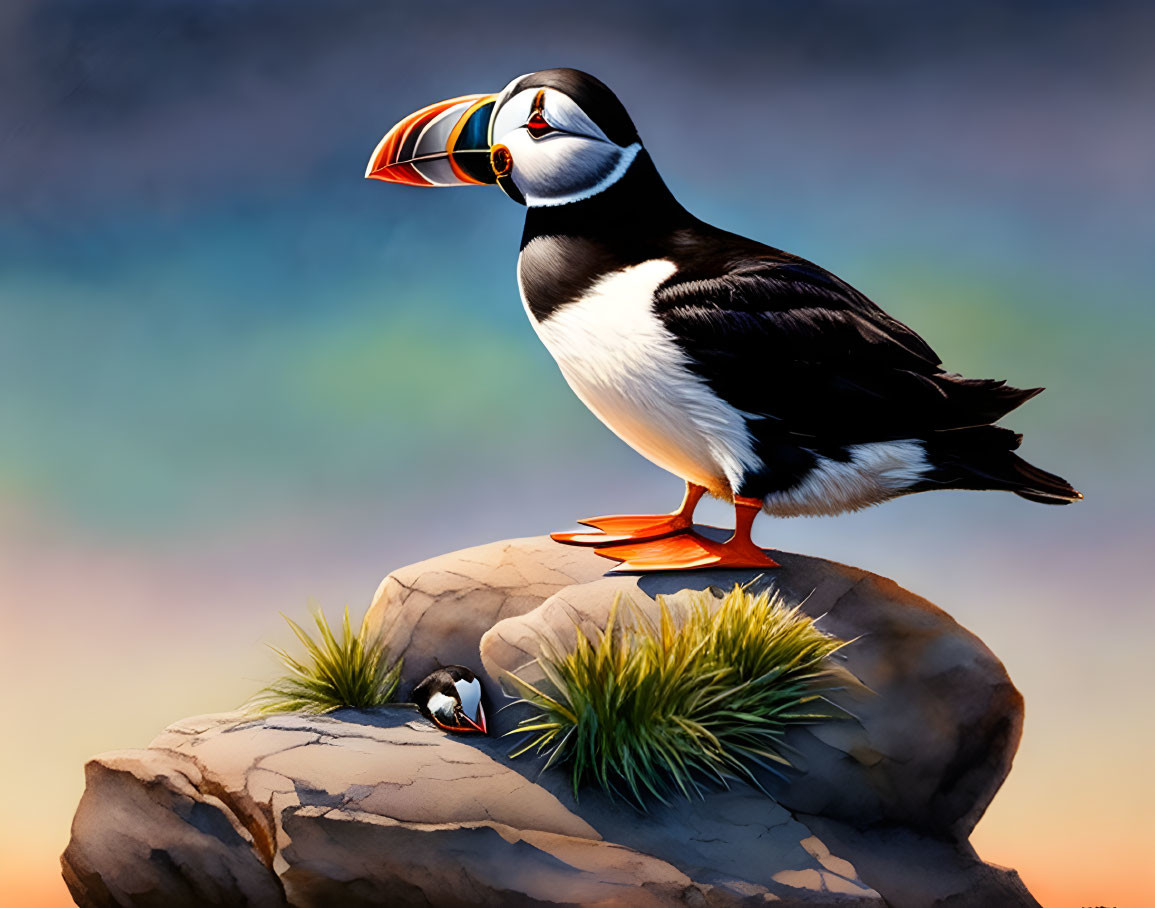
[526,109,553,138]
[525,88,554,139]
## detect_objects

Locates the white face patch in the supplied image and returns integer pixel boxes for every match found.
[490,84,640,207]
[453,677,482,722]
[426,691,457,722]
[762,440,931,517]
[523,257,760,496]
[490,86,611,145]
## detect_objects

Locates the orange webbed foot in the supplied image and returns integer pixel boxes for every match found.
[595,531,780,573]
[550,512,693,546]
[551,483,707,547]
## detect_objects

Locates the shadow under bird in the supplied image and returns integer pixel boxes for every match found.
[366,68,1081,572]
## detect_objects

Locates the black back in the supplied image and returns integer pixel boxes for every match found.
[412,665,476,707]
[517,151,1041,498]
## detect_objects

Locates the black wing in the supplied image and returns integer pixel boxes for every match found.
[654,249,1038,445]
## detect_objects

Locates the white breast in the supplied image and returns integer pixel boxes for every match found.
[520,258,759,497]
[426,691,456,721]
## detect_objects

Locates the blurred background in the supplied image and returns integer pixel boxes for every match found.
[1,1,1152,905]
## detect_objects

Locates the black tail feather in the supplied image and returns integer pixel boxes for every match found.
[925,425,1082,504]
[1004,454,1083,504]
[931,374,1044,428]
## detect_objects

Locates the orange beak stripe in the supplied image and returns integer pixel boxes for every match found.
[469,703,488,735]
[365,94,491,186]
[430,703,487,735]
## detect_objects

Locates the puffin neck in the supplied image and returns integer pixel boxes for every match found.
[521,151,695,249]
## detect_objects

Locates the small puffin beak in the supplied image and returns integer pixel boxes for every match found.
[365,93,497,187]
[434,702,487,730]
[462,703,487,735]
[431,703,487,736]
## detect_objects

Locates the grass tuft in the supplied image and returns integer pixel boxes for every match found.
[505,584,849,807]
[247,606,402,715]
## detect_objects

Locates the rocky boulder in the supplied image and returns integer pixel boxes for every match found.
[63,532,1039,907]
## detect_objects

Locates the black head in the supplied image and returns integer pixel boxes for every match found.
[496,68,638,147]
[366,68,644,208]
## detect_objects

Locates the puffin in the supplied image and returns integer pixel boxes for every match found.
[412,666,488,734]
[365,68,1081,572]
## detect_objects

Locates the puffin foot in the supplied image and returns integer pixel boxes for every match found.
[551,512,693,546]
[552,483,708,547]
[595,531,780,573]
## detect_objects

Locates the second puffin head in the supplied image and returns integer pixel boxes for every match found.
[413,665,487,735]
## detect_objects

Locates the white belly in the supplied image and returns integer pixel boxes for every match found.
[520,258,759,497]
[761,440,931,517]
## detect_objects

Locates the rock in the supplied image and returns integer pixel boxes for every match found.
[65,710,885,907]
[63,533,1039,907]
[478,540,1022,840]
[61,746,284,908]
[361,534,611,701]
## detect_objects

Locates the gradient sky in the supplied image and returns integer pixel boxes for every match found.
[2,2,1153,905]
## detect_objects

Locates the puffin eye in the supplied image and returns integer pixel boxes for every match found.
[525,89,555,139]
[526,109,553,138]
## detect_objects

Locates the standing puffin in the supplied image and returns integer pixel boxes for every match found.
[413,666,487,735]
[366,68,1080,572]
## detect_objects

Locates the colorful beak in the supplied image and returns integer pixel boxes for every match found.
[464,703,487,735]
[365,94,497,187]
[431,703,487,735]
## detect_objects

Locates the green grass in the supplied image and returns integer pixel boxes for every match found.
[247,606,402,715]
[506,585,850,807]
